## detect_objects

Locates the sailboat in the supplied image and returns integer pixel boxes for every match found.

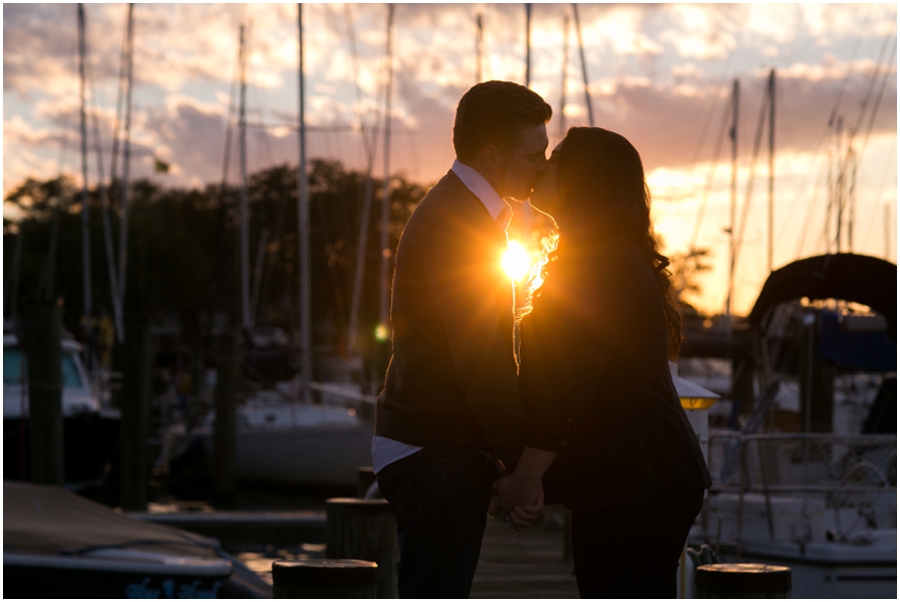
[674,63,897,598]
[178,7,383,489]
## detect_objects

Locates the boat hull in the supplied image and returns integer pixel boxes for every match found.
[196,423,374,488]
[3,554,233,599]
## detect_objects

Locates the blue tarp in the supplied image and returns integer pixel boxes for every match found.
[818,311,897,372]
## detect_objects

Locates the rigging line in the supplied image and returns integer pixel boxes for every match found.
[345,4,376,167]
[792,153,829,258]
[85,55,123,318]
[732,76,771,277]
[674,44,737,225]
[858,38,897,162]
[109,3,131,193]
[688,96,732,251]
[84,21,123,319]
[836,20,897,195]
[850,16,896,141]
[860,144,897,250]
[683,4,748,240]
[826,2,874,127]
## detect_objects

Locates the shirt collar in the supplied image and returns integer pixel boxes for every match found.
[451,159,509,222]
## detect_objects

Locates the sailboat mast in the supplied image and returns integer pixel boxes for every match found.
[767,68,775,273]
[118,3,134,322]
[725,78,739,328]
[835,116,844,253]
[238,24,251,330]
[558,13,569,139]
[378,4,395,337]
[476,12,483,83]
[572,3,594,126]
[297,4,312,403]
[525,4,531,87]
[78,4,92,339]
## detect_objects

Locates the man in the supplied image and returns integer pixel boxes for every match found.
[373,81,552,598]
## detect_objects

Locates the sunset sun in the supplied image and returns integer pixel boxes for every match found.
[502,240,533,283]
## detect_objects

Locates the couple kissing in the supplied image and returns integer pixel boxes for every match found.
[372,81,712,599]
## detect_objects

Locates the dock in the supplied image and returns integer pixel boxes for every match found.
[133,506,579,596]
[471,512,579,598]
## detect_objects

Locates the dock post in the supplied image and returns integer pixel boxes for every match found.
[24,298,64,485]
[325,498,398,598]
[120,313,153,510]
[695,563,791,598]
[272,559,377,598]
[212,329,240,507]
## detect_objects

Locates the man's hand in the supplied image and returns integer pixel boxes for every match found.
[488,473,544,531]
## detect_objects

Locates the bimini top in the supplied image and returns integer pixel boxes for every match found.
[748,253,897,341]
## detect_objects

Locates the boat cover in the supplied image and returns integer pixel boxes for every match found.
[748,253,897,341]
[818,310,897,372]
[4,482,220,558]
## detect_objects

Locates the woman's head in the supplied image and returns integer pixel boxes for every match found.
[534,126,683,358]
[552,127,650,243]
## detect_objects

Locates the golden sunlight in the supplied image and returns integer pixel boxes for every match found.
[502,240,533,283]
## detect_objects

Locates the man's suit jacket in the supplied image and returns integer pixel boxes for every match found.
[375,170,530,471]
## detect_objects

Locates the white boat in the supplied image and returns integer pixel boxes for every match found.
[182,387,374,489]
[684,431,896,599]
[3,333,120,485]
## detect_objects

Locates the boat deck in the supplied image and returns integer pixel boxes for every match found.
[472,510,579,598]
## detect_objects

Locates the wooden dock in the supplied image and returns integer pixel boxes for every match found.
[471,511,579,599]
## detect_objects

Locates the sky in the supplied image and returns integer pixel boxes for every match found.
[3,3,897,316]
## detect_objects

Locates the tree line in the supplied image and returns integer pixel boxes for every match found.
[3,160,426,362]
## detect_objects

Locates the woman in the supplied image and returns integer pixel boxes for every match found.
[491,127,711,598]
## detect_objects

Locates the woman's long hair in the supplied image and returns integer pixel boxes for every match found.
[555,127,683,358]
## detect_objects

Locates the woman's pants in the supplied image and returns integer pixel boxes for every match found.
[571,489,704,599]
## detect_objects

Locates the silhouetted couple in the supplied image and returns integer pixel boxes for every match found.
[373,81,712,599]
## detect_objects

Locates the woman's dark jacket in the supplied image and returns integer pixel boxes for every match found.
[521,242,712,511]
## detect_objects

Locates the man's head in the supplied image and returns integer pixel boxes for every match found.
[453,81,552,201]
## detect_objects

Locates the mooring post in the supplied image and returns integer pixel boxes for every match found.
[212,329,240,507]
[24,298,64,485]
[119,313,153,510]
[325,498,398,598]
[695,563,791,598]
[272,559,378,598]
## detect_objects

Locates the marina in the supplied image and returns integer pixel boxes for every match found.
[3,2,897,599]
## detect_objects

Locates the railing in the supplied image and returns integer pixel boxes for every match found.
[705,431,897,553]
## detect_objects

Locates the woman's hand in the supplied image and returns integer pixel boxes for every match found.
[488,473,544,531]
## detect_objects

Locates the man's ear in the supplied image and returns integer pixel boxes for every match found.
[480,144,502,167]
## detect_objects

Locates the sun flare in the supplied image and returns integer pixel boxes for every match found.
[502,240,533,283]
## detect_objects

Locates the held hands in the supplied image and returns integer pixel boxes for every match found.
[488,473,544,532]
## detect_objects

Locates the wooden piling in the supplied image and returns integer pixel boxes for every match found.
[212,329,240,507]
[695,563,791,598]
[24,298,64,485]
[119,313,153,511]
[272,559,378,599]
[325,498,398,598]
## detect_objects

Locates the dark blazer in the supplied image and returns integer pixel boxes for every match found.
[375,170,530,471]
[521,242,712,511]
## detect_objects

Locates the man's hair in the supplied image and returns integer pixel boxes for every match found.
[453,81,552,163]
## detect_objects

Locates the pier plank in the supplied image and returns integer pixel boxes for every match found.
[471,514,579,599]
